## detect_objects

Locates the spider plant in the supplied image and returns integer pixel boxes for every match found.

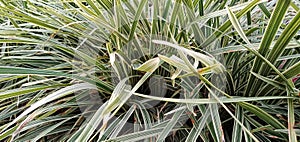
[0,0,299,141]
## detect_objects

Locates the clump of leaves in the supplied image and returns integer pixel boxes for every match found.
[0,0,299,142]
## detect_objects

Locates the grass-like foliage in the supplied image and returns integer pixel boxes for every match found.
[0,0,299,141]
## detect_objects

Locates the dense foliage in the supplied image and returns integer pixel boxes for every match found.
[0,0,299,141]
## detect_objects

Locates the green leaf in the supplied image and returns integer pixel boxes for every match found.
[261,10,300,75]
[158,54,191,72]
[226,6,251,45]
[200,0,263,48]
[245,0,292,96]
[132,92,297,104]
[0,66,113,93]
[152,40,225,73]
[75,101,108,142]
[1,83,96,134]
[0,85,65,100]
[128,0,148,40]
[135,57,161,72]
[239,102,286,129]
[107,128,163,142]
[109,106,136,138]
[156,106,185,142]
[231,105,243,142]
[251,72,286,91]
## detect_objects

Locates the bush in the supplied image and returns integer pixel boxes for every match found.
[0,0,299,141]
